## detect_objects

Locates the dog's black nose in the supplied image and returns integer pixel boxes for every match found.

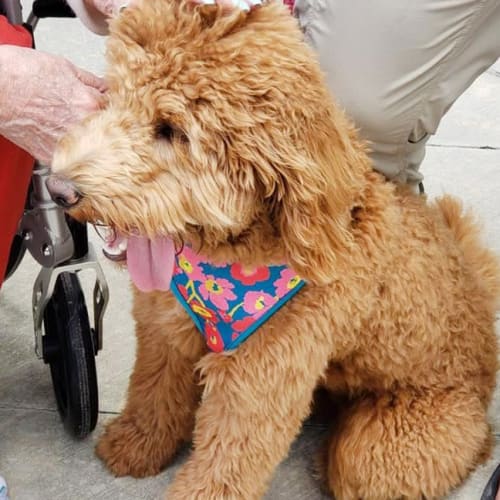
[46,175,81,208]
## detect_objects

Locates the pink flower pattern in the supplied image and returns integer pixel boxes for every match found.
[274,268,302,298]
[199,275,237,310]
[175,246,205,281]
[243,291,276,319]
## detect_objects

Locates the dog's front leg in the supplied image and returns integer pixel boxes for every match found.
[167,309,335,500]
[96,291,206,477]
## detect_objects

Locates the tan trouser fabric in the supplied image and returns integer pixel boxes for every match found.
[295,0,500,184]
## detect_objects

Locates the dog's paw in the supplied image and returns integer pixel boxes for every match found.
[95,416,174,478]
[166,458,250,500]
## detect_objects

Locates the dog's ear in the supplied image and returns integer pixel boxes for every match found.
[194,3,220,29]
[267,107,368,285]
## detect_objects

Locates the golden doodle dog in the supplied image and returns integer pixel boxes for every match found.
[48,0,500,498]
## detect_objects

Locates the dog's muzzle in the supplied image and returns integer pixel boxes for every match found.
[46,175,81,208]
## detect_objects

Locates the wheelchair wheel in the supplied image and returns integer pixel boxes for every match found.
[42,272,98,438]
[5,234,26,280]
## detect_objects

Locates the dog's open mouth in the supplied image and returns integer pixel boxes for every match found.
[96,226,175,293]
[99,227,128,262]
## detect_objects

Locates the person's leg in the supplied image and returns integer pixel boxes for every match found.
[294,0,500,186]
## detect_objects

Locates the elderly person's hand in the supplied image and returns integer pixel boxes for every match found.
[191,0,262,10]
[83,0,128,17]
[66,0,129,33]
[89,0,263,15]
[190,0,262,11]
[0,45,106,165]
[68,0,263,35]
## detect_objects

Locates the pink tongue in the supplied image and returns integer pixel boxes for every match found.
[126,235,175,292]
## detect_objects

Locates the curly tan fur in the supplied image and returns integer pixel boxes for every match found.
[51,1,500,498]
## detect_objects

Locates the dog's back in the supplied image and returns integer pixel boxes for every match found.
[433,195,500,403]
[436,195,500,311]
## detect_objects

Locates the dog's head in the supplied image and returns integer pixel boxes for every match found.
[50,0,369,289]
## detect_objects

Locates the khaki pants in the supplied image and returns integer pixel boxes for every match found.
[295,0,500,185]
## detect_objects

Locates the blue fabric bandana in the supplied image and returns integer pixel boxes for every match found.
[170,246,305,352]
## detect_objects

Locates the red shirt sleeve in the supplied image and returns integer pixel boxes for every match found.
[0,15,32,47]
[0,15,35,285]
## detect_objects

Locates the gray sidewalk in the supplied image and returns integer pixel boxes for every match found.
[0,14,499,500]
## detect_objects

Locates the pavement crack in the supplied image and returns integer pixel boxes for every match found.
[0,405,120,416]
[428,143,500,150]
[0,405,57,413]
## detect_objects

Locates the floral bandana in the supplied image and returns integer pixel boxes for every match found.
[170,247,305,352]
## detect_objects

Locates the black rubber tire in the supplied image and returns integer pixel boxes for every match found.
[42,272,98,438]
[5,179,32,281]
[5,234,26,280]
[481,463,500,500]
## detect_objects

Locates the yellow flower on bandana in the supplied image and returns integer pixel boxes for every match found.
[274,268,302,298]
[199,275,237,310]
[175,247,205,281]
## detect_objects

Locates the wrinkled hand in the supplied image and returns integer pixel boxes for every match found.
[0,46,106,165]
[190,0,262,11]
[83,0,129,18]
[85,0,262,17]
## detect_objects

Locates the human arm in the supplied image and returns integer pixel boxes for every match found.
[65,0,125,34]
[66,0,263,35]
[0,45,106,164]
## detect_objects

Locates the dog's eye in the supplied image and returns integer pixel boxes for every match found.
[156,122,175,140]
[155,122,188,143]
